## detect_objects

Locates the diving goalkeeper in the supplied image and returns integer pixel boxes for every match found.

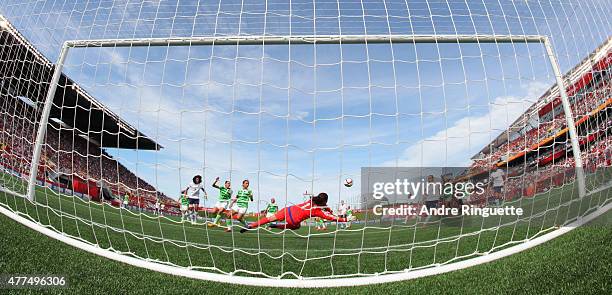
[241,193,350,233]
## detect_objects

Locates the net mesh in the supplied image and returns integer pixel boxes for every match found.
[0,0,611,283]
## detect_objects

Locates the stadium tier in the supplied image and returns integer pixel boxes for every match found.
[0,16,179,214]
[453,38,612,206]
[468,38,611,173]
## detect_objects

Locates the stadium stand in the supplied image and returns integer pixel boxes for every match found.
[356,37,610,213]
[0,16,179,215]
[463,37,611,205]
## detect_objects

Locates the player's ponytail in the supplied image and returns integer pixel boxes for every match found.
[312,193,328,206]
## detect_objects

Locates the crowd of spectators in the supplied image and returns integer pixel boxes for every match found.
[470,67,611,172]
[464,62,611,205]
[466,131,612,207]
[0,95,179,213]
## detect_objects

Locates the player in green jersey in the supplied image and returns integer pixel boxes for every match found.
[346,207,353,228]
[226,179,253,232]
[208,177,233,227]
[264,198,278,218]
[179,194,190,221]
[122,193,130,209]
[263,198,279,228]
[315,217,327,231]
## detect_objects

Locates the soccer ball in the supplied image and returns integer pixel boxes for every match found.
[344,178,353,187]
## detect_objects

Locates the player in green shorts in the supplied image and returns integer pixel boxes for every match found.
[226,179,253,232]
[208,177,233,227]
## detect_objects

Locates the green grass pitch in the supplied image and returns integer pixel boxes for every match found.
[0,169,611,293]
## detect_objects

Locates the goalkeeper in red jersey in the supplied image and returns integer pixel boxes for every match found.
[240,192,348,233]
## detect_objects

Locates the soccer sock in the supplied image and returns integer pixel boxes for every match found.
[225,218,232,228]
[269,223,286,229]
[238,218,247,226]
[214,213,222,224]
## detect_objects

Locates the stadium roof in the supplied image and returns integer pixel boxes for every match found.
[473,36,612,159]
[0,15,161,150]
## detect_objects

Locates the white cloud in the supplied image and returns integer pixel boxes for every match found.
[388,81,548,167]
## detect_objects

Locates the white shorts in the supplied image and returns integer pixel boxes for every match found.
[180,205,188,211]
[266,212,275,218]
[215,201,230,210]
[231,204,248,214]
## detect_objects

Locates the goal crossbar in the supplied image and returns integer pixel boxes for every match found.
[65,34,547,48]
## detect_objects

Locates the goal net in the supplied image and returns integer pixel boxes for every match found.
[0,0,611,287]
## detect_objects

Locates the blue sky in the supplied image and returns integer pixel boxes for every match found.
[1,0,610,209]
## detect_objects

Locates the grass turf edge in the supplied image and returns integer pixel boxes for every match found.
[0,209,611,294]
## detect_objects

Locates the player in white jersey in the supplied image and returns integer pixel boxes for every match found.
[338,200,349,229]
[489,168,505,206]
[154,200,160,215]
[181,175,207,223]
